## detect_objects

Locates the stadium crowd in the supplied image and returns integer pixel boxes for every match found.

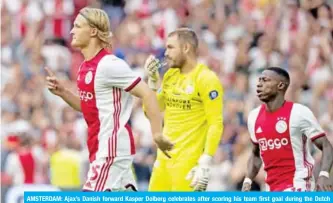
[1,0,333,198]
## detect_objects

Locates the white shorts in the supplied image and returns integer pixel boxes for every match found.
[82,155,137,191]
[282,180,315,192]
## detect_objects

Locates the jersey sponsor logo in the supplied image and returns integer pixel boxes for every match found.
[276,117,288,133]
[209,90,218,100]
[165,96,191,110]
[258,138,289,151]
[79,90,94,102]
[256,127,263,133]
[85,71,93,84]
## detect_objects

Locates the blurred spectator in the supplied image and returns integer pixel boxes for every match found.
[49,134,84,190]
[4,134,46,186]
[43,0,75,40]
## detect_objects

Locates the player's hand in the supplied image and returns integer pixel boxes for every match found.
[144,55,161,90]
[45,67,65,97]
[186,154,212,191]
[316,176,333,191]
[144,55,161,81]
[241,182,251,192]
[153,133,174,158]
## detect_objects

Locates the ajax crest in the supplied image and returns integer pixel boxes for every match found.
[275,117,287,133]
[85,71,93,84]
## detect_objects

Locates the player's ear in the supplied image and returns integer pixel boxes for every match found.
[183,43,190,54]
[91,27,98,37]
[277,82,285,90]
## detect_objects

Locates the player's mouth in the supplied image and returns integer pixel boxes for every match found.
[256,89,264,97]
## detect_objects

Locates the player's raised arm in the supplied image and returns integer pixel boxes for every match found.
[144,55,162,91]
[45,67,81,111]
[298,104,333,191]
[186,70,224,191]
[143,55,166,111]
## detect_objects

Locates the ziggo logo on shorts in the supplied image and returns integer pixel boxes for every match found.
[79,90,94,102]
[258,138,289,151]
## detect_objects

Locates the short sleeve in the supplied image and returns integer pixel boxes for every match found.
[296,104,326,141]
[99,55,141,91]
[247,107,261,144]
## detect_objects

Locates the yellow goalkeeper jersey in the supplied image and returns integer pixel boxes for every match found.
[157,63,224,159]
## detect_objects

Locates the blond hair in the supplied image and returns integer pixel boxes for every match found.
[79,7,112,49]
[168,27,199,53]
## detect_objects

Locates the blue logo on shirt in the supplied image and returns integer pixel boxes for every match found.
[209,90,218,100]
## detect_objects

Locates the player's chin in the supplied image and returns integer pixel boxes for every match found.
[257,94,269,102]
[70,40,81,48]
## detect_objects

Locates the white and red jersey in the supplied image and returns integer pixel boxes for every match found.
[5,148,45,185]
[248,101,326,191]
[77,49,140,163]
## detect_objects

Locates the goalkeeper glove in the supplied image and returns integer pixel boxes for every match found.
[144,55,161,90]
[186,154,213,191]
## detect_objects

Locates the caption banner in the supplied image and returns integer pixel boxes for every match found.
[24,192,332,203]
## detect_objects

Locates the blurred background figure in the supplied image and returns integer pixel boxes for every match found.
[1,0,332,197]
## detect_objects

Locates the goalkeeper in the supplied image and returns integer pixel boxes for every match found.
[144,28,224,191]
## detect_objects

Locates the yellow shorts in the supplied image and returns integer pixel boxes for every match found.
[148,153,199,191]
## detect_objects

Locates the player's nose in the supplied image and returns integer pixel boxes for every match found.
[257,82,263,88]
[164,50,169,57]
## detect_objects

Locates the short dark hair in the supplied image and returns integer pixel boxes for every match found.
[265,67,290,83]
[168,28,199,51]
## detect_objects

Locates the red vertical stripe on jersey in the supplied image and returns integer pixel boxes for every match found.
[18,151,35,184]
[98,157,114,191]
[94,163,107,191]
[86,98,101,162]
[125,124,136,154]
[95,157,114,191]
[111,88,121,157]
[116,88,121,156]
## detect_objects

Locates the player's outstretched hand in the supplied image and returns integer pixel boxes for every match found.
[153,133,174,158]
[45,67,65,97]
[316,176,333,191]
[144,55,160,82]
[241,182,251,192]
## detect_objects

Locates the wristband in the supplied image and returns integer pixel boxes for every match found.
[148,79,158,91]
[243,177,252,185]
[319,171,330,178]
[198,154,213,165]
